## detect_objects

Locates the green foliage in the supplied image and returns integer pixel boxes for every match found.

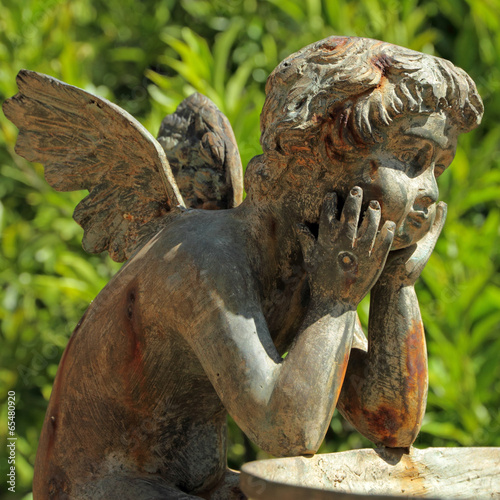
[1,0,499,497]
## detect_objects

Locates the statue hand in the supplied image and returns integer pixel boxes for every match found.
[378,201,447,288]
[296,187,395,308]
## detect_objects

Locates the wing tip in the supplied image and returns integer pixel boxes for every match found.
[3,69,40,123]
[2,96,14,121]
[17,68,33,79]
[16,69,38,89]
[184,92,214,109]
[2,93,27,130]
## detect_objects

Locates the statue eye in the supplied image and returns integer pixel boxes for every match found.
[398,145,432,178]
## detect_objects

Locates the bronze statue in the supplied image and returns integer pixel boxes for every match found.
[3,36,483,499]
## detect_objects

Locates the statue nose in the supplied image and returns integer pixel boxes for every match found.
[414,170,438,212]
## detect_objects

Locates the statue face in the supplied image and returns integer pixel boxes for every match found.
[352,112,457,250]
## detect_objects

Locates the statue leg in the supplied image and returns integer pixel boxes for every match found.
[76,476,205,499]
[76,470,245,500]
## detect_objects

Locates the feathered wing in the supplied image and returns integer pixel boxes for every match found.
[157,93,243,210]
[3,70,185,262]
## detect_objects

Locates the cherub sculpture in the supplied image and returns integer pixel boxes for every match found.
[3,36,483,499]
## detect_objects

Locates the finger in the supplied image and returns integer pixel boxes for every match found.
[410,202,448,266]
[340,186,363,243]
[372,220,396,266]
[295,223,315,265]
[356,200,381,253]
[318,192,339,245]
[416,201,448,254]
[431,201,447,236]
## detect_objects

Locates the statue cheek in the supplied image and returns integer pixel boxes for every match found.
[374,178,410,225]
[396,182,412,219]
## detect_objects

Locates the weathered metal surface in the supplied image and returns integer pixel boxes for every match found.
[3,73,243,262]
[2,70,184,262]
[240,448,500,499]
[2,37,485,499]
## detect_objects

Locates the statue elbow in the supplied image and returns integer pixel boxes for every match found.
[369,420,421,449]
[342,401,424,450]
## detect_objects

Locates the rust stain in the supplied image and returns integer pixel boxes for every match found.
[47,466,71,499]
[405,319,426,384]
[404,318,427,440]
[293,157,314,171]
[116,283,149,443]
[119,285,151,469]
[290,145,311,152]
[124,287,145,381]
[318,37,348,52]
[339,317,427,448]
[396,453,426,494]
[362,404,401,448]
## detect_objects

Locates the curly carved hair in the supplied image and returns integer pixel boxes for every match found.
[260,36,483,158]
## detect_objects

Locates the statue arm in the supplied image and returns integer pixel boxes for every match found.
[337,202,447,448]
[182,188,394,457]
[337,282,427,448]
[187,293,358,457]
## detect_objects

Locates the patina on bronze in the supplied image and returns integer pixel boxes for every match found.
[3,36,483,499]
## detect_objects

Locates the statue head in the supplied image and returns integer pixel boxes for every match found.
[245,36,483,202]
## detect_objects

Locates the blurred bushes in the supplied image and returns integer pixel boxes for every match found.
[1,0,499,497]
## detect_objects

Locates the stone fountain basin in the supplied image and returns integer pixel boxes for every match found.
[240,447,500,499]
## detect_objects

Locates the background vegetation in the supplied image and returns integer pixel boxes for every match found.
[1,0,499,497]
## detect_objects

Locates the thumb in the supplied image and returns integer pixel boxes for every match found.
[420,201,448,256]
[432,201,447,237]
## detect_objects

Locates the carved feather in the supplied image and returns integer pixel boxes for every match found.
[3,70,184,262]
[158,93,243,210]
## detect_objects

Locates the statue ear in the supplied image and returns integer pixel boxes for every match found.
[244,154,284,199]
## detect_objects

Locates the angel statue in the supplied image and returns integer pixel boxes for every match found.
[3,36,482,499]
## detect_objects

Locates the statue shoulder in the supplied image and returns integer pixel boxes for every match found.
[144,209,254,286]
